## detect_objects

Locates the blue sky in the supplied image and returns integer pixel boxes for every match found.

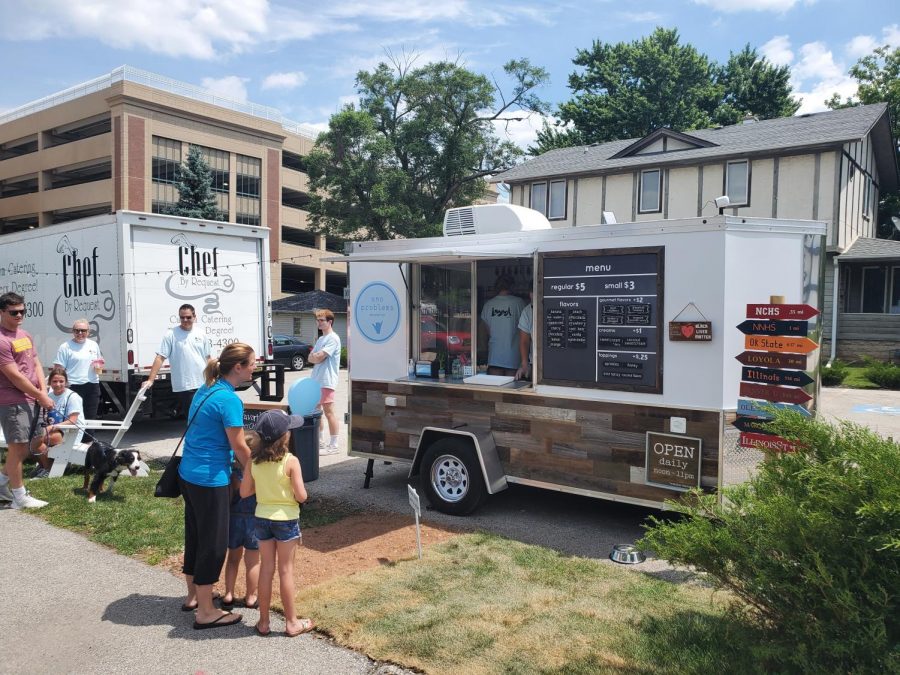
[1,0,897,147]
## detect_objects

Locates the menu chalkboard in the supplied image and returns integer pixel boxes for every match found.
[538,247,664,392]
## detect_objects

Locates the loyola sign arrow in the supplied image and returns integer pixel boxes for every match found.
[744,335,818,354]
[737,319,808,336]
[735,351,808,369]
[746,304,819,320]
[740,381,813,404]
[742,367,814,387]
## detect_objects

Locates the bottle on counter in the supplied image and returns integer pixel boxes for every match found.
[408,358,415,377]
[451,357,461,378]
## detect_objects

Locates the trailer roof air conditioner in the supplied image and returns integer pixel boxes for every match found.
[443,204,552,236]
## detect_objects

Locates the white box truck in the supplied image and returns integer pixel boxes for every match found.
[341,204,826,514]
[0,210,274,418]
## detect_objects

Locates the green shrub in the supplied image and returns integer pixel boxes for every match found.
[639,412,900,673]
[340,346,348,368]
[863,357,900,389]
[821,359,848,386]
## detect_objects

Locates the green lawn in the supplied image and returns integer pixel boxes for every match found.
[840,365,881,389]
[24,470,359,564]
[300,532,763,674]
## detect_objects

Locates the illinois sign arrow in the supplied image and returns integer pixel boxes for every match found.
[742,367,814,388]
[736,319,808,336]
[746,304,819,320]
[740,381,813,404]
[735,351,807,369]
[744,335,818,354]
[739,432,804,453]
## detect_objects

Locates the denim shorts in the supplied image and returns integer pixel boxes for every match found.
[254,517,301,543]
[228,513,259,550]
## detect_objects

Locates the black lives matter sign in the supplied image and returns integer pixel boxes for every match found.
[645,432,702,491]
[539,247,664,393]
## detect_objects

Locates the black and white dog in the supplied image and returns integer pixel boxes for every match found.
[83,441,142,503]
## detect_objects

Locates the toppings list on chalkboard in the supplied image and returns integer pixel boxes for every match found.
[539,248,664,393]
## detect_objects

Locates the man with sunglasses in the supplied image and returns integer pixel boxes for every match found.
[141,304,212,419]
[53,319,104,418]
[0,292,54,509]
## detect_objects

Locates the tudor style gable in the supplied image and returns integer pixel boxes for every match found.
[609,127,718,159]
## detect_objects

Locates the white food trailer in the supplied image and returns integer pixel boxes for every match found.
[341,204,825,514]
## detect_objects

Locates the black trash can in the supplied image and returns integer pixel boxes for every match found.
[290,410,321,482]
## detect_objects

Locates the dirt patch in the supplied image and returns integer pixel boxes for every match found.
[159,511,460,600]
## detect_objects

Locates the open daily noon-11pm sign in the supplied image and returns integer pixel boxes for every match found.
[354,281,401,343]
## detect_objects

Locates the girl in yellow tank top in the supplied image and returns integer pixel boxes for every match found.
[240,410,313,637]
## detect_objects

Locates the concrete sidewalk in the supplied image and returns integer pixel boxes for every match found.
[0,510,403,675]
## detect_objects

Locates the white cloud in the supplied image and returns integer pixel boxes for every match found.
[492,113,557,151]
[200,76,249,103]
[692,0,816,12]
[845,35,879,60]
[0,0,270,59]
[616,11,664,23]
[793,76,858,114]
[261,71,308,90]
[760,35,794,66]
[792,42,843,82]
[884,24,900,48]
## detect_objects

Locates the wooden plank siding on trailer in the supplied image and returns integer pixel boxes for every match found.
[351,380,722,504]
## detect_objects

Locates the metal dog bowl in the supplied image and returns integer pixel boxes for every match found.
[609,544,646,565]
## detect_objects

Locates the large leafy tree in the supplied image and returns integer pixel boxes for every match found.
[531,29,799,154]
[713,45,801,126]
[165,145,222,220]
[827,46,900,238]
[306,55,549,240]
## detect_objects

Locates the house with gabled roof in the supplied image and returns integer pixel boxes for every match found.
[495,103,900,362]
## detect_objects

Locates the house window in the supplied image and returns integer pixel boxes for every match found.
[862,176,872,220]
[529,180,567,219]
[891,267,900,314]
[530,182,547,216]
[548,180,566,219]
[861,266,887,313]
[726,160,749,206]
[639,169,661,213]
[151,136,181,213]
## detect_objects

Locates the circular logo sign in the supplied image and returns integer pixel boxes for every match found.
[354,282,401,344]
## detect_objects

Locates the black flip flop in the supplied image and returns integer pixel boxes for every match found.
[193,612,242,630]
[219,597,235,611]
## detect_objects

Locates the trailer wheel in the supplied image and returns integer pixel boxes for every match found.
[290,353,305,371]
[420,438,485,516]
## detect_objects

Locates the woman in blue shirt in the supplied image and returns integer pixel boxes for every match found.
[178,342,254,630]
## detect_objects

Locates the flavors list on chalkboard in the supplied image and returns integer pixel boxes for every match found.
[540,248,663,392]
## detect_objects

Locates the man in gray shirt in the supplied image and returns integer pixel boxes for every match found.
[480,275,525,376]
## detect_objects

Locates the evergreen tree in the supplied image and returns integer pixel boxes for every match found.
[166,145,223,220]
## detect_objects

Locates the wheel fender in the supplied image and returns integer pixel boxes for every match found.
[409,428,508,495]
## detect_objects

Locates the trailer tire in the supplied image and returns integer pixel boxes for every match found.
[419,438,485,516]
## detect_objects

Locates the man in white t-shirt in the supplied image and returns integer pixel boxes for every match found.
[480,275,526,376]
[54,318,104,418]
[141,304,213,418]
[308,309,342,454]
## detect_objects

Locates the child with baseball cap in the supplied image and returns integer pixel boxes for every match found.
[240,409,314,637]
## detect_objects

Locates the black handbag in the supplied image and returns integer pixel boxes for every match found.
[154,387,221,498]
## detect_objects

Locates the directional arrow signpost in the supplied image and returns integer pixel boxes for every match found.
[742,366,814,388]
[746,304,820,321]
[737,319,809,336]
[735,351,807,369]
[736,301,818,452]
[744,335,818,354]
[740,381,813,404]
